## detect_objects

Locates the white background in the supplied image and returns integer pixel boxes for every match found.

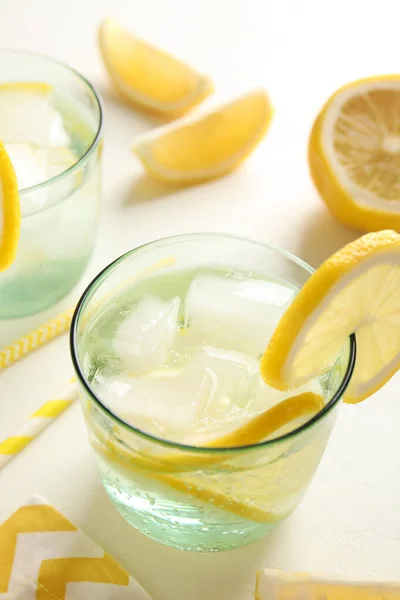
[0,0,400,597]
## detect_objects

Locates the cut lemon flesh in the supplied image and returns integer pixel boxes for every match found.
[309,75,400,232]
[0,140,20,270]
[133,89,273,183]
[98,18,213,117]
[261,230,400,404]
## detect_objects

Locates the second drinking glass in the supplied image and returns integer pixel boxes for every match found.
[0,51,103,319]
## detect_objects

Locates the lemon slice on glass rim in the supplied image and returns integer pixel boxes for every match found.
[0,139,20,271]
[261,230,400,404]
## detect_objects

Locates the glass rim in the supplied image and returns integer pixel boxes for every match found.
[70,232,357,454]
[0,49,103,217]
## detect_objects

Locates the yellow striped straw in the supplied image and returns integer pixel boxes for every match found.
[0,379,78,471]
[0,307,74,371]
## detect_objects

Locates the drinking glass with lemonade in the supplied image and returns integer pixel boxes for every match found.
[71,234,355,552]
[0,51,102,319]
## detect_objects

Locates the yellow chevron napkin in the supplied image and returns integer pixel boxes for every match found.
[0,495,151,599]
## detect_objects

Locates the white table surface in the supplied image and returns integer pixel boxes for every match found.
[1,0,400,597]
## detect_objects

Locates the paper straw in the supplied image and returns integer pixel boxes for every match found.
[0,307,74,371]
[0,379,78,471]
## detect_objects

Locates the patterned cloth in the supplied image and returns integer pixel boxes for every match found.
[0,495,151,599]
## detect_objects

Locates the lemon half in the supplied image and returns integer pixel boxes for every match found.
[309,76,400,232]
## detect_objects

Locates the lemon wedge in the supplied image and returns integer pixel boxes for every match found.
[133,89,273,183]
[98,18,213,117]
[309,75,400,232]
[261,230,400,404]
[0,140,20,271]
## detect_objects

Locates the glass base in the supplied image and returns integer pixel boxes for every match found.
[101,474,277,552]
[0,255,91,319]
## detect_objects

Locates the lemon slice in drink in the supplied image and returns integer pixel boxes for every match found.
[261,230,400,404]
[133,90,273,183]
[98,18,213,117]
[0,140,20,271]
[309,75,400,232]
[93,390,324,524]
[0,82,52,94]
[203,391,324,448]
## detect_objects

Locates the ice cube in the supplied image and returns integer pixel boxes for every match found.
[5,143,54,213]
[113,296,180,374]
[93,359,211,437]
[91,371,167,426]
[48,109,70,147]
[46,146,77,176]
[5,143,49,189]
[0,90,70,147]
[183,275,296,354]
[93,345,259,442]
[194,346,258,415]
